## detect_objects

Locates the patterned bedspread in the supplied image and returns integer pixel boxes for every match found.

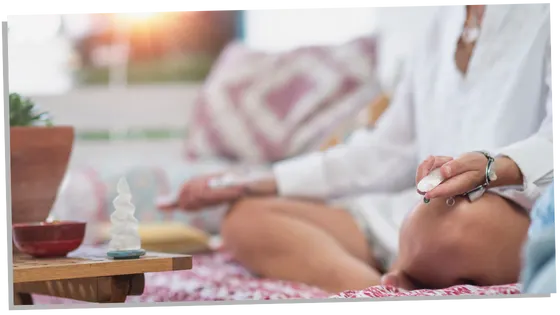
[32,251,521,305]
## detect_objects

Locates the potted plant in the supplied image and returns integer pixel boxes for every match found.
[9,93,75,225]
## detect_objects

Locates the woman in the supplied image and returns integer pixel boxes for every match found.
[382,23,554,285]
[159,4,552,293]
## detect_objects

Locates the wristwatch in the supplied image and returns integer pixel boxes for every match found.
[463,151,498,202]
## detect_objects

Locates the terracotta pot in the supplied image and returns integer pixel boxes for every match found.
[10,126,75,225]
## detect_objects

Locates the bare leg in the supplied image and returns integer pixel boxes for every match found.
[382,193,530,290]
[221,197,380,293]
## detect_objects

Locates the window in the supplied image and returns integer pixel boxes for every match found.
[243,8,378,51]
[8,12,240,95]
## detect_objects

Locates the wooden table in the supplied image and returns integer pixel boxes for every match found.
[12,246,192,305]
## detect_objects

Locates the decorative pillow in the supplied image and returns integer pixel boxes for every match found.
[97,222,212,254]
[185,36,380,163]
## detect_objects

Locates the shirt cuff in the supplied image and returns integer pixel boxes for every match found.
[495,135,553,200]
[272,151,330,199]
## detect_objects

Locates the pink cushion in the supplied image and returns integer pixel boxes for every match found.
[185,36,379,163]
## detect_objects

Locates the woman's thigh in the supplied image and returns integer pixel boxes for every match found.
[225,197,373,264]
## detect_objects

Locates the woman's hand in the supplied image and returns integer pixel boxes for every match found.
[157,173,246,212]
[416,152,489,199]
[156,171,279,212]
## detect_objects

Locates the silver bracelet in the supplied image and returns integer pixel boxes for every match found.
[423,151,497,206]
[461,151,497,202]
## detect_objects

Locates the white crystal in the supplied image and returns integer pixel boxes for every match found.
[108,177,141,251]
[417,168,444,193]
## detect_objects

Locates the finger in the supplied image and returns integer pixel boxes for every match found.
[416,156,454,184]
[430,156,454,173]
[425,171,481,199]
[440,159,471,179]
[416,156,435,184]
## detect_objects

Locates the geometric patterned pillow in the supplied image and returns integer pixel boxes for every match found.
[185,36,380,164]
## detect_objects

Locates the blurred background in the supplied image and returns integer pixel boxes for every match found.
[7,6,440,240]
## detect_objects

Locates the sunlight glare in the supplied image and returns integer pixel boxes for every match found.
[120,12,157,21]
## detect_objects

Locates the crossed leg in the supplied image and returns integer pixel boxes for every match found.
[382,193,531,290]
[220,197,381,293]
[221,191,530,293]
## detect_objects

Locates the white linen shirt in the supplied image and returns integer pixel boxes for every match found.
[272,4,553,214]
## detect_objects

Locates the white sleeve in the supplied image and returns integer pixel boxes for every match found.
[495,39,553,204]
[272,62,418,200]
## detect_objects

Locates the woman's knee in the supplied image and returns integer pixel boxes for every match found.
[402,194,529,256]
[452,195,529,283]
[396,198,466,288]
[397,194,530,288]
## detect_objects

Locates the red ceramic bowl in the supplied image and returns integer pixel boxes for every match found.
[12,221,86,258]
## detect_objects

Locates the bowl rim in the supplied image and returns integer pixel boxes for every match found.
[13,220,87,228]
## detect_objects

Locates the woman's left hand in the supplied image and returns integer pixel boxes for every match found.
[416,152,489,199]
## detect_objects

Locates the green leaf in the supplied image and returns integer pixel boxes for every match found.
[8,92,54,127]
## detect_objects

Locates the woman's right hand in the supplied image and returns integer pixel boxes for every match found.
[157,173,246,212]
